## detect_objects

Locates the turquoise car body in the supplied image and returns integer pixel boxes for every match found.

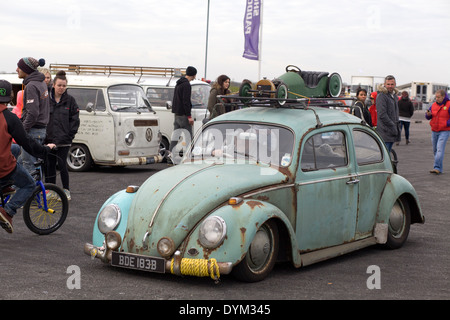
[86,105,424,281]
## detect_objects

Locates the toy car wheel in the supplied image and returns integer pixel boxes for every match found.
[276,83,288,106]
[232,220,279,282]
[239,80,253,103]
[385,198,411,249]
[327,73,342,97]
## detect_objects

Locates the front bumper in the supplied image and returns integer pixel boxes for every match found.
[84,240,233,282]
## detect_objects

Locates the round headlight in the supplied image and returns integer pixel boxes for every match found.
[125,132,135,146]
[98,204,121,234]
[198,216,227,249]
[157,237,175,257]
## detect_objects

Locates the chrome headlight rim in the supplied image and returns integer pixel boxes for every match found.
[125,131,135,146]
[198,216,227,249]
[97,204,122,234]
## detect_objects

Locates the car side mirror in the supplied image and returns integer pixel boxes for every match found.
[86,102,94,113]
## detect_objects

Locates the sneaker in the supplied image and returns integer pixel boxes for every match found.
[0,207,13,233]
[64,189,71,201]
[46,190,58,200]
[430,169,441,175]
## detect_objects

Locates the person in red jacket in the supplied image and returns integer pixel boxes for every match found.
[425,89,450,174]
[369,91,378,128]
[0,80,55,233]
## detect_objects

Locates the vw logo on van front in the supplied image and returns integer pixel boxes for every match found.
[146,128,153,142]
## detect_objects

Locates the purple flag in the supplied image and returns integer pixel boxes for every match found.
[243,0,261,60]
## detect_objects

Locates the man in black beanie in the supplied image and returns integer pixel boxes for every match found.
[16,57,50,173]
[168,66,197,164]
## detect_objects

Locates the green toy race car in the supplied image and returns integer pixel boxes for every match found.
[239,65,343,105]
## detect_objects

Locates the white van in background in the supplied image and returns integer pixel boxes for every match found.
[50,64,211,153]
[2,68,163,172]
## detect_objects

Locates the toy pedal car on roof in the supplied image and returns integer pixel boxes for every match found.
[239,65,342,105]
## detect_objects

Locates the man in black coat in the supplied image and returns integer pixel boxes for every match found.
[168,66,197,163]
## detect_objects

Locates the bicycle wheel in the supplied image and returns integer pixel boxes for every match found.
[23,183,69,235]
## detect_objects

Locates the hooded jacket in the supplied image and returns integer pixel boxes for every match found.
[0,104,49,179]
[45,88,80,145]
[376,85,400,143]
[171,77,192,117]
[21,71,50,132]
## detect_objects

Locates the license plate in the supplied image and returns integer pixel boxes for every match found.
[111,251,165,273]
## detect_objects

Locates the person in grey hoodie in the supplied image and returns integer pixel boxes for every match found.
[376,75,400,152]
[16,57,50,173]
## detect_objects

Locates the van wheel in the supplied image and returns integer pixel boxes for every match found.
[232,220,279,282]
[67,144,93,172]
[159,137,170,162]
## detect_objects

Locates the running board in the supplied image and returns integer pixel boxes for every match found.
[300,237,377,267]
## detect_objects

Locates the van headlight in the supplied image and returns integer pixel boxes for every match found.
[198,216,226,249]
[98,204,121,234]
[125,132,135,146]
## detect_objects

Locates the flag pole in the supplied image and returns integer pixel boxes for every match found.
[258,0,263,80]
[204,0,210,80]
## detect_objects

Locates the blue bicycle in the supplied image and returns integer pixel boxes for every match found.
[0,159,69,235]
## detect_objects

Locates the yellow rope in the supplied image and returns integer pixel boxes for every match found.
[170,257,220,281]
[287,91,311,101]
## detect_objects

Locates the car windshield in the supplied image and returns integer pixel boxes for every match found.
[188,122,295,166]
[108,85,153,113]
[191,84,210,109]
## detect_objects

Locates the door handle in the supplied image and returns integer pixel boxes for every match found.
[346,178,360,185]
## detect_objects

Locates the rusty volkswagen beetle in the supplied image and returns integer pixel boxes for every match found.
[84,98,424,282]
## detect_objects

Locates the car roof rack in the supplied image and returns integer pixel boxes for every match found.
[49,63,186,79]
[216,96,364,128]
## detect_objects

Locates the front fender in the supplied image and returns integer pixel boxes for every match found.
[181,199,300,267]
[92,189,136,247]
[377,174,424,224]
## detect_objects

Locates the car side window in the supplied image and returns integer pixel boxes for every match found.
[146,87,174,107]
[67,88,106,112]
[301,131,347,171]
[353,130,383,165]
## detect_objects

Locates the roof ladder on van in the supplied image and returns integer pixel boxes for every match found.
[49,63,186,82]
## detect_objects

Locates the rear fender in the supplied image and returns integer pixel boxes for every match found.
[377,174,424,224]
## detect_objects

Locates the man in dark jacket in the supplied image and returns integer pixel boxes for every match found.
[376,75,400,152]
[168,66,197,163]
[16,57,50,173]
[0,80,55,233]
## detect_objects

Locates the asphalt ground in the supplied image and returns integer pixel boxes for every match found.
[0,110,449,304]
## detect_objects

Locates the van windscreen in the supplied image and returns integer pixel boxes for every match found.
[108,85,153,113]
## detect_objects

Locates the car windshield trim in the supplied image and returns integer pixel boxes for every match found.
[186,121,295,167]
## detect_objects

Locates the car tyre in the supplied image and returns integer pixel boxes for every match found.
[384,198,411,249]
[232,220,279,282]
[67,144,93,172]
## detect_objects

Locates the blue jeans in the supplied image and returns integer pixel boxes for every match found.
[0,161,35,217]
[431,131,450,172]
[385,142,394,153]
[19,127,46,174]
[399,121,411,140]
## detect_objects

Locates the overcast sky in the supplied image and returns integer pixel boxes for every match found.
[2,0,449,86]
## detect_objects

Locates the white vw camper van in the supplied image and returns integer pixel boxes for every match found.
[3,65,163,171]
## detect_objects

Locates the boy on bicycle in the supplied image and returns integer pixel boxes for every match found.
[0,80,55,233]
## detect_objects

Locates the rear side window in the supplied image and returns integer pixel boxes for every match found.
[352,130,383,165]
[301,131,347,171]
[67,88,106,112]
[146,87,174,107]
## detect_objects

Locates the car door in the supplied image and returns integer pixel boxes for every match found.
[295,127,359,251]
[351,127,389,239]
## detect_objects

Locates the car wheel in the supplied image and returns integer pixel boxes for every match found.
[67,144,93,172]
[385,198,411,249]
[232,220,279,282]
